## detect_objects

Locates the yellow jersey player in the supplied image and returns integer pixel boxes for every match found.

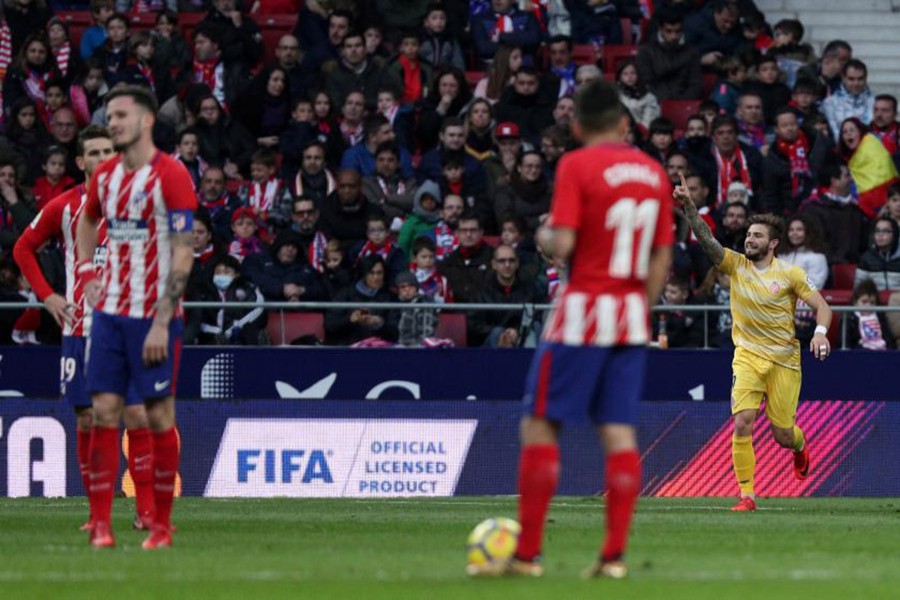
[674,173,833,511]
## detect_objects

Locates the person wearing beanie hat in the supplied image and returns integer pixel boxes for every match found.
[227,207,265,263]
[242,228,327,303]
[396,268,440,347]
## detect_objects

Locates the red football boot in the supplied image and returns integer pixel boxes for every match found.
[793,447,810,480]
[89,521,116,548]
[730,496,757,512]
[142,524,173,550]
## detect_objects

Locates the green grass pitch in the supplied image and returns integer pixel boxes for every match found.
[0,497,898,599]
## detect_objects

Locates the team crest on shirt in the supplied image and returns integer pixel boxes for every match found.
[769,282,782,295]
[130,191,148,211]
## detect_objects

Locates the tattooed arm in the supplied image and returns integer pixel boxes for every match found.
[143,231,195,365]
[673,173,725,265]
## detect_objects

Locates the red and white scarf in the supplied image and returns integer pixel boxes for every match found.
[546,264,560,299]
[775,131,811,200]
[355,240,394,264]
[309,231,328,273]
[53,42,71,78]
[24,68,49,103]
[382,104,399,125]
[293,169,336,198]
[713,146,752,208]
[434,221,458,261]
[415,267,452,303]
[494,13,514,34]
[137,61,155,93]
[873,122,899,155]
[248,178,281,214]
[193,55,226,109]
[377,176,406,198]
[0,24,13,122]
[340,120,364,146]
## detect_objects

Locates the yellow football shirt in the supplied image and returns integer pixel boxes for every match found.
[719,249,818,369]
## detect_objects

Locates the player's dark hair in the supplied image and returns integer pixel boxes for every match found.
[655,7,683,27]
[107,12,129,28]
[649,116,675,136]
[457,211,482,229]
[342,30,364,46]
[755,55,778,69]
[364,114,389,138]
[547,34,573,50]
[711,114,738,134]
[774,18,804,42]
[178,127,199,144]
[793,77,818,95]
[773,105,796,125]
[787,214,826,253]
[500,214,526,234]
[440,116,465,133]
[666,275,690,291]
[374,142,400,159]
[105,84,159,116]
[366,213,389,229]
[357,253,386,282]
[76,124,111,156]
[823,39,851,57]
[211,253,241,274]
[749,213,785,250]
[302,139,326,154]
[573,80,625,134]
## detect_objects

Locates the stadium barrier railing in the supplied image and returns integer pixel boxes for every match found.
[0,301,897,349]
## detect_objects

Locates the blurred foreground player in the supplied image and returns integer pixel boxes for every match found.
[469,80,674,578]
[76,85,197,549]
[13,126,157,532]
[675,178,832,511]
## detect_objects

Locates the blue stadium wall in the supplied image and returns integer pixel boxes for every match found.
[0,348,897,498]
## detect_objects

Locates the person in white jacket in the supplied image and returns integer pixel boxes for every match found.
[781,215,829,289]
[617,60,661,129]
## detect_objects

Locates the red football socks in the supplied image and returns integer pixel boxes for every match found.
[127,428,155,522]
[601,449,642,562]
[77,428,93,521]
[89,426,120,524]
[152,428,179,528]
[515,444,560,562]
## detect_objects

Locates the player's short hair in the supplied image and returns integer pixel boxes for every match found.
[748,213,785,247]
[250,149,277,169]
[573,80,625,134]
[76,124,111,156]
[105,84,159,116]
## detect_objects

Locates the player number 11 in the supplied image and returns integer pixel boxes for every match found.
[606,198,659,279]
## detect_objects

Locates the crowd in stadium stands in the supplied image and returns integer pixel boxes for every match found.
[0,0,899,349]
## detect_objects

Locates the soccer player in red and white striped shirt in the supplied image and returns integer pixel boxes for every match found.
[76,85,197,550]
[13,125,157,532]
[468,81,674,578]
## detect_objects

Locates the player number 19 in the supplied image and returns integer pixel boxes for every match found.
[606,198,659,279]
[60,357,77,383]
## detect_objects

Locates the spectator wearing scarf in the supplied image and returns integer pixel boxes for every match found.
[840,117,899,218]
[2,34,60,123]
[704,115,762,210]
[616,59,660,129]
[760,108,828,216]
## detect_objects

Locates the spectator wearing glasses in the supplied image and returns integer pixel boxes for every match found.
[494,151,551,237]
[855,217,900,292]
[438,212,493,304]
[470,244,545,348]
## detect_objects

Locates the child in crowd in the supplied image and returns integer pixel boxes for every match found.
[644,117,675,165]
[364,24,390,60]
[352,214,406,284]
[69,60,108,126]
[746,55,792,127]
[616,60,659,129]
[700,100,721,130]
[654,276,703,348]
[411,237,453,304]
[32,147,74,211]
[153,11,191,72]
[98,13,130,83]
[420,2,465,70]
[387,30,433,107]
[787,78,820,125]
[174,128,207,190]
[740,10,773,55]
[81,0,114,60]
[377,87,414,151]
[709,56,747,116]
[847,279,893,350]
[769,18,817,89]
[727,182,750,205]
[323,239,352,298]
[42,80,68,128]
[228,207,265,263]
[240,149,291,240]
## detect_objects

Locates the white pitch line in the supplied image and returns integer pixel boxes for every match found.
[367,499,790,511]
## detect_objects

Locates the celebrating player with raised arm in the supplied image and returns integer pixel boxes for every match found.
[13,125,159,533]
[674,172,832,511]
[469,80,674,578]
[76,85,197,549]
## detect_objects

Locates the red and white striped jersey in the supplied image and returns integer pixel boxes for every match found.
[84,152,197,319]
[542,143,674,347]
[13,185,109,337]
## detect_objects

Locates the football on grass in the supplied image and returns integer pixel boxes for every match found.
[466,517,521,568]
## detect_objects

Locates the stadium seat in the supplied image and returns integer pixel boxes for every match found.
[702,72,718,99]
[879,290,894,305]
[831,263,856,289]
[435,312,467,347]
[661,99,702,131]
[572,44,600,67]
[820,289,853,305]
[601,44,637,76]
[464,71,485,89]
[267,311,325,345]
[482,235,501,248]
[620,17,633,45]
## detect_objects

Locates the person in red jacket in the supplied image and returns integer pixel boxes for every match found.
[32,146,75,211]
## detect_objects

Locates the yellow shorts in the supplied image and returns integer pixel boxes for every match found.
[730,347,801,429]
